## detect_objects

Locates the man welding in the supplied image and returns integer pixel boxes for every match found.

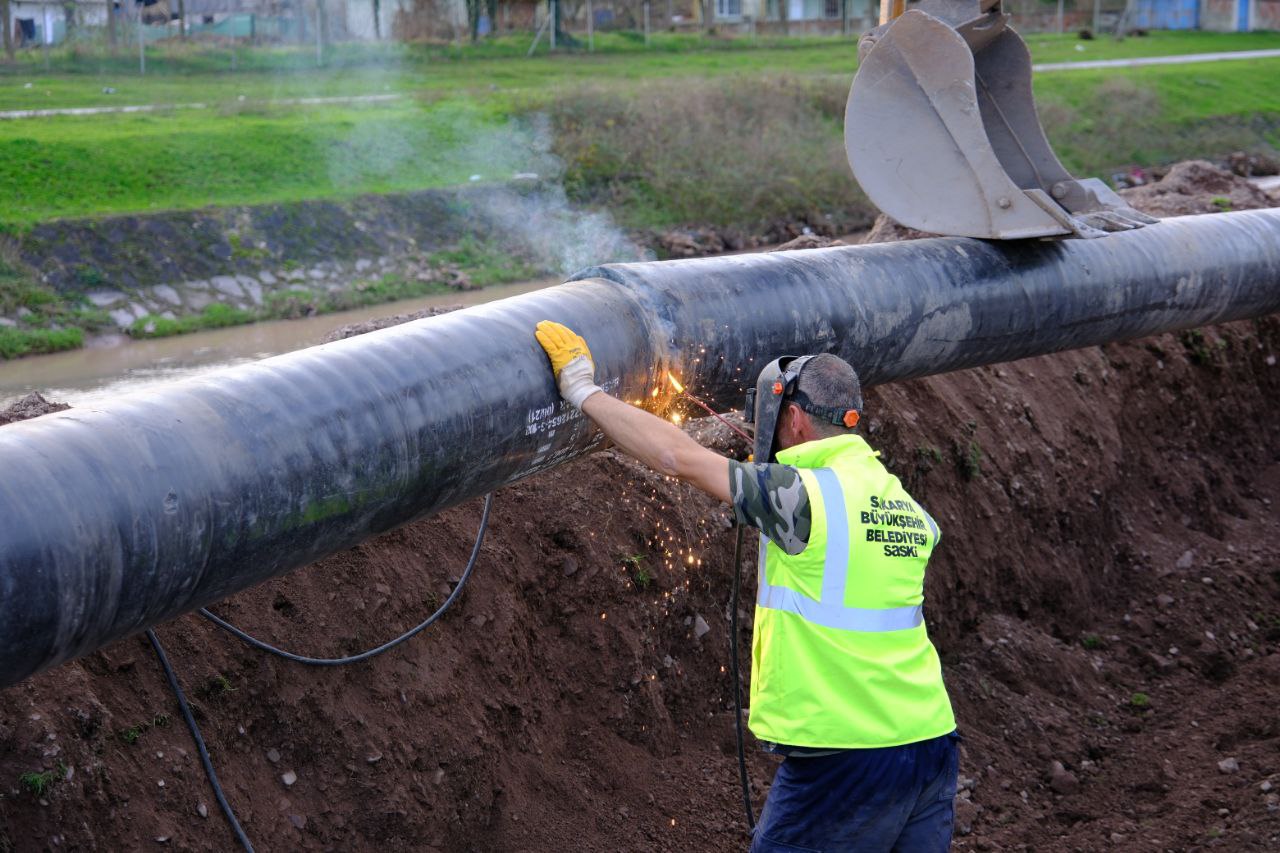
[535,321,958,852]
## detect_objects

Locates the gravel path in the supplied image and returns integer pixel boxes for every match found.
[1033,47,1280,72]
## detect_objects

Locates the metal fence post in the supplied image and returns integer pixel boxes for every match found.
[136,4,144,75]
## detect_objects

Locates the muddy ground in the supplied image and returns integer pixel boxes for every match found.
[1,168,1279,852]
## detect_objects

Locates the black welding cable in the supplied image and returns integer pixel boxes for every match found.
[729,524,756,831]
[146,628,255,853]
[198,493,493,665]
[149,493,493,851]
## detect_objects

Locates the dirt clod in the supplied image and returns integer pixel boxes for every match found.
[1226,150,1280,178]
[860,215,937,244]
[324,305,463,342]
[0,392,68,425]
[770,233,846,252]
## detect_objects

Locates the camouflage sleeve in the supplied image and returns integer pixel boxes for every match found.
[727,460,811,556]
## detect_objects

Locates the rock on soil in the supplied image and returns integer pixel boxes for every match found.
[1119,160,1275,218]
[0,392,69,425]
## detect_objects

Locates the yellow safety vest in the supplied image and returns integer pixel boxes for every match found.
[748,434,955,749]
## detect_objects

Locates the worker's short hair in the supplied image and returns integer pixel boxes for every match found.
[794,354,864,436]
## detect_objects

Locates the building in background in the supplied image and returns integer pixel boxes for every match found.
[7,0,107,46]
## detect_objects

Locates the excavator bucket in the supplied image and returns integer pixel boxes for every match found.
[844,0,1157,239]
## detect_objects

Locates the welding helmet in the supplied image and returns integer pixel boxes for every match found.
[743,355,862,462]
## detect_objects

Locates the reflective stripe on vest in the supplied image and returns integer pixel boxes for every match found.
[757,467,925,633]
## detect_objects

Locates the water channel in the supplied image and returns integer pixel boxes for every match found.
[0,277,558,408]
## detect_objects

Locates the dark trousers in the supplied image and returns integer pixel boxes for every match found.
[749,732,959,853]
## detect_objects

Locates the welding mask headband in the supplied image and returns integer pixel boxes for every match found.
[745,354,861,462]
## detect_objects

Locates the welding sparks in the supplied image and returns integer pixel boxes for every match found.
[664,370,753,445]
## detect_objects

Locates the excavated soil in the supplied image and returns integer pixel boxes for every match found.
[861,157,1279,240]
[2,317,1276,853]
[1118,161,1276,218]
[2,187,1279,850]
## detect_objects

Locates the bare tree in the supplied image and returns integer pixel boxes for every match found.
[372,0,382,38]
[177,0,186,39]
[107,0,118,49]
[778,0,789,35]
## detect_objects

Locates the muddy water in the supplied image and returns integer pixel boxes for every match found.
[0,277,559,408]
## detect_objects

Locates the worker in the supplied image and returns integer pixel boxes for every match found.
[535,320,958,853]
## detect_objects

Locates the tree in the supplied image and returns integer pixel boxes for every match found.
[372,0,381,39]
[177,0,186,39]
[2,0,13,61]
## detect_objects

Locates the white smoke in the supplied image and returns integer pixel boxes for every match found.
[455,112,651,276]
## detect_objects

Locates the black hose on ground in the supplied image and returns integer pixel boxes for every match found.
[147,494,493,850]
[198,493,494,665]
[730,524,757,832]
[145,628,255,853]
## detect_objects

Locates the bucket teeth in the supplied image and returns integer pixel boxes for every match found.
[845,6,1158,240]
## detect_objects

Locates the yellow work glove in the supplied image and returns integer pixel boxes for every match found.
[535,320,602,409]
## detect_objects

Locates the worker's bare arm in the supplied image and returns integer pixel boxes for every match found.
[580,392,731,504]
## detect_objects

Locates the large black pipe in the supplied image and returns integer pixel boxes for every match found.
[2,209,1279,689]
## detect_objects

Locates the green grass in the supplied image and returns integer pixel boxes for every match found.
[1,30,1276,109]
[18,767,61,797]
[429,235,541,287]
[0,326,83,358]
[0,33,1276,228]
[118,712,170,745]
[620,553,652,590]
[130,303,255,338]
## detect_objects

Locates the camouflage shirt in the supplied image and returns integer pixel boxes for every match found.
[728,460,812,556]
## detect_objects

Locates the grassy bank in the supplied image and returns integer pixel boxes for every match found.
[2,56,1277,230]
[0,231,540,355]
[126,238,539,339]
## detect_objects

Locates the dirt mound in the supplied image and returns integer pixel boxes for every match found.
[1120,160,1275,218]
[859,159,1277,240]
[861,214,936,244]
[0,392,68,425]
[324,305,463,342]
[770,233,847,252]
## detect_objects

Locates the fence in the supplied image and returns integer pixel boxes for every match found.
[0,0,1265,66]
